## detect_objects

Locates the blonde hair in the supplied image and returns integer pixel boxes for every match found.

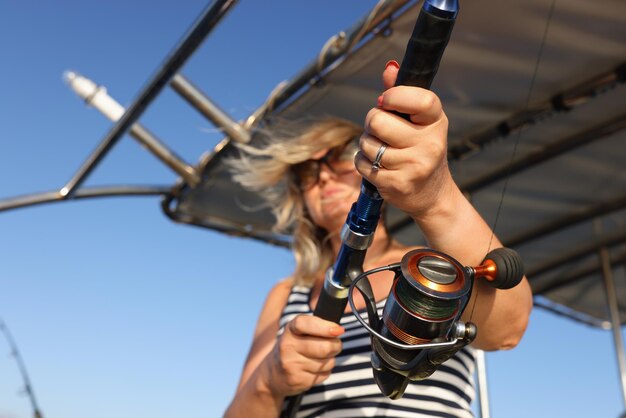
[228,117,363,286]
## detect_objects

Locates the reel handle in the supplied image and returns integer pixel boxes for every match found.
[474,248,525,290]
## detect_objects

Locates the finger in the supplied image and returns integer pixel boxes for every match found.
[359,134,398,170]
[354,152,398,184]
[297,336,343,359]
[382,60,400,90]
[364,107,428,149]
[288,315,345,338]
[379,86,444,125]
[302,357,336,374]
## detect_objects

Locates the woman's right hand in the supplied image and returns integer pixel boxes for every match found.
[260,314,344,397]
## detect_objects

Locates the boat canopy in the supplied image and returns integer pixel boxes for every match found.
[165,0,626,327]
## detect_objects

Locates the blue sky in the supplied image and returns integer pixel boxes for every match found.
[0,1,624,417]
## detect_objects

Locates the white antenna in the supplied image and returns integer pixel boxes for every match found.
[63,70,125,122]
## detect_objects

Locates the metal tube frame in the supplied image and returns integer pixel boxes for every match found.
[60,0,238,198]
[0,186,172,212]
[599,246,626,411]
[71,71,200,186]
[170,74,251,144]
[533,298,611,329]
[475,349,491,418]
[189,0,413,172]
[0,0,236,213]
[128,123,200,187]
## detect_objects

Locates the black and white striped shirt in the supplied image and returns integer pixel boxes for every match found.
[279,285,476,418]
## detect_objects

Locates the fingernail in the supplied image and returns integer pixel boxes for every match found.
[377,94,384,108]
[329,326,345,336]
[385,59,400,70]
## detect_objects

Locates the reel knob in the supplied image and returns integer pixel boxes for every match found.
[474,248,525,290]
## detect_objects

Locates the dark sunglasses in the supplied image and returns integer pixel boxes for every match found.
[291,140,359,189]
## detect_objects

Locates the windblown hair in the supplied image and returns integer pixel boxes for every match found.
[228,117,363,286]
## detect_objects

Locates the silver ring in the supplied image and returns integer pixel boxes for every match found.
[371,143,387,170]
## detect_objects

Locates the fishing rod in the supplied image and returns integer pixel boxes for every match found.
[0,318,44,418]
[282,0,524,415]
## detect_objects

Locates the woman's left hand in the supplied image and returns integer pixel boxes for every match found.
[355,62,456,221]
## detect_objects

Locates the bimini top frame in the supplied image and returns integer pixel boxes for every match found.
[1,0,625,330]
[0,0,239,213]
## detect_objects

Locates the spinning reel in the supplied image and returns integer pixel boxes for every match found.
[348,247,524,399]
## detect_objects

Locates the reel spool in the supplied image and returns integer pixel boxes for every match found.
[384,249,472,347]
[349,247,524,399]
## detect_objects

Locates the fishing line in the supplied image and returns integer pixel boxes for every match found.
[395,278,458,319]
[469,0,557,323]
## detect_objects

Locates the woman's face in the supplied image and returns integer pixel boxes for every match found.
[294,141,362,233]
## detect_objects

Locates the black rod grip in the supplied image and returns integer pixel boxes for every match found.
[313,288,349,321]
[282,289,348,418]
[395,7,456,90]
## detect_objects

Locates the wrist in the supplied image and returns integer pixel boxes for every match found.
[410,176,463,228]
[255,354,287,404]
[411,182,501,265]
[225,361,284,418]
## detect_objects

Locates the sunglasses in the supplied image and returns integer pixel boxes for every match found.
[292,140,359,190]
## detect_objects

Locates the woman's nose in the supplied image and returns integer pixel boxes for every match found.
[318,162,335,183]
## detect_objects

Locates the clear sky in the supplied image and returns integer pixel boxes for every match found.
[0,1,624,418]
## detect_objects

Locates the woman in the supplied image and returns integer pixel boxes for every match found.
[224,63,533,417]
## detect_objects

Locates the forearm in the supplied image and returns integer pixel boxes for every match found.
[412,181,533,350]
[412,177,497,264]
[224,362,283,418]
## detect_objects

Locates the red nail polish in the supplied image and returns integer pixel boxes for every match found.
[385,59,400,70]
[377,95,384,108]
[330,326,345,336]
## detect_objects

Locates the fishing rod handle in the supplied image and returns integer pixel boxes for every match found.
[395,0,458,90]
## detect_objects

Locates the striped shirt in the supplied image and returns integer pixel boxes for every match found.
[279,286,476,418]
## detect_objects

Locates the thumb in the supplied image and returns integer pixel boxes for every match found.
[382,60,400,90]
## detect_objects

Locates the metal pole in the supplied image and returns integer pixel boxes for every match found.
[64,71,200,187]
[129,124,200,186]
[0,185,172,213]
[598,246,626,409]
[60,0,238,198]
[170,74,251,144]
[475,349,491,418]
